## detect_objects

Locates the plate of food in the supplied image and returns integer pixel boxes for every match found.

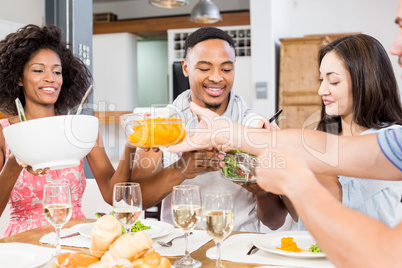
[78,219,174,239]
[253,231,326,259]
[220,150,257,183]
[0,243,53,267]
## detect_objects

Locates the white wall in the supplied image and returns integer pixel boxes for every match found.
[250,0,401,117]
[137,40,169,107]
[0,20,24,40]
[249,0,276,118]
[0,0,43,26]
[93,33,138,111]
[0,0,43,39]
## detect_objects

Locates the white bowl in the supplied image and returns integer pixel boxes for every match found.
[3,115,98,170]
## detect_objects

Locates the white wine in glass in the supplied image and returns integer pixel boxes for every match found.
[43,182,73,256]
[171,185,202,268]
[202,191,234,268]
[113,182,142,233]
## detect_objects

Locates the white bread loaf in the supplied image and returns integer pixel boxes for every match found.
[90,215,122,258]
[101,232,153,262]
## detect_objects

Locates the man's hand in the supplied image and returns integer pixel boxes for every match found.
[236,181,267,197]
[171,150,224,179]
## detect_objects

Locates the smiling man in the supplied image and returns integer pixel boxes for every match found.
[131,27,285,232]
[181,33,234,114]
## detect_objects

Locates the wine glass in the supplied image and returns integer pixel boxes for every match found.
[171,185,202,268]
[113,182,142,234]
[202,191,234,268]
[43,182,73,256]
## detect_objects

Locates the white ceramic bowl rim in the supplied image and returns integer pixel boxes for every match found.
[3,115,98,170]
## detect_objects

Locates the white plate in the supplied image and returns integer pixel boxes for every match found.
[78,222,95,238]
[0,243,53,268]
[253,231,326,259]
[78,219,174,239]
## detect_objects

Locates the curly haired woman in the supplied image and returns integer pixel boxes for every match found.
[0,24,136,237]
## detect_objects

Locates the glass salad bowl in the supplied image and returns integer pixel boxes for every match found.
[120,108,187,148]
[220,150,257,183]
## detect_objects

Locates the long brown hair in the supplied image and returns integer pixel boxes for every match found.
[316,34,402,134]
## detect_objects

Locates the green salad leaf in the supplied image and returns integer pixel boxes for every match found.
[221,150,256,179]
[131,220,151,233]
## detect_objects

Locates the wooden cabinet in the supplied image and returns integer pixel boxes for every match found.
[278,34,352,129]
[0,112,8,119]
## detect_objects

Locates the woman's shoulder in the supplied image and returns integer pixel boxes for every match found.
[1,116,19,126]
[362,123,402,135]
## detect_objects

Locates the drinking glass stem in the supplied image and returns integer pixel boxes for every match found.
[216,242,222,268]
[184,231,190,257]
[55,227,61,256]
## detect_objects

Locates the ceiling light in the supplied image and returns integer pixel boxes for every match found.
[149,0,189,8]
[190,0,222,24]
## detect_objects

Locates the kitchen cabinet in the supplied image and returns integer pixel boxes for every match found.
[278,34,353,129]
[0,112,8,119]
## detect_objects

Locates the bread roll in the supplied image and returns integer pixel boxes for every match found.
[131,251,171,268]
[51,252,99,268]
[90,215,122,258]
[87,262,108,268]
[109,259,134,268]
[101,232,152,262]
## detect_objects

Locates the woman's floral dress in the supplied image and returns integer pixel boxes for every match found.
[0,119,86,237]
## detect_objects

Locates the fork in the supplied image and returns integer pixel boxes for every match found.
[60,232,80,239]
[157,232,192,247]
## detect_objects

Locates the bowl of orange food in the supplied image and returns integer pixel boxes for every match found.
[120,109,187,148]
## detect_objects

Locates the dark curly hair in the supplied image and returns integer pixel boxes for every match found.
[0,24,92,115]
[316,34,402,134]
[183,27,235,59]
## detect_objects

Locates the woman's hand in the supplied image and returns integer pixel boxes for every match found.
[15,156,49,175]
[257,117,280,130]
[168,102,236,153]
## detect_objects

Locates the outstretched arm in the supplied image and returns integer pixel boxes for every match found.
[86,133,137,205]
[168,102,401,180]
[255,148,402,268]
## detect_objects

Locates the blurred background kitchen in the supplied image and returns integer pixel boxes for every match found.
[0,0,400,232]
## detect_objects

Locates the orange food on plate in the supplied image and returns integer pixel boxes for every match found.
[276,237,302,252]
[128,117,186,148]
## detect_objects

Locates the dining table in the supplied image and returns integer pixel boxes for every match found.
[0,218,268,268]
